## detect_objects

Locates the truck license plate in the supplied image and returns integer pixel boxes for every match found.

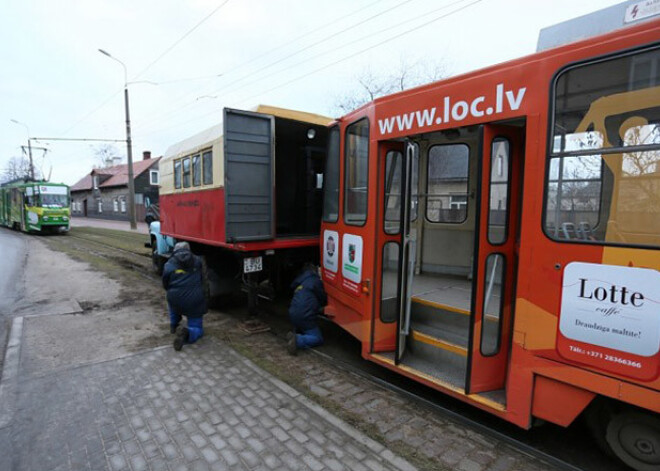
[243,256,263,273]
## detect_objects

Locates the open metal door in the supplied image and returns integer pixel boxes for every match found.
[466,124,523,394]
[395,141,418,364]
[223,108,275,242]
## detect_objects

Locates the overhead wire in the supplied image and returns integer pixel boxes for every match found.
[132,0,414,132]
[61,0,231,137]
[132,0,231,80]
[135,0,483,138]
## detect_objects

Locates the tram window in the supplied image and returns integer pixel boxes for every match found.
[192,154,201,187]
[547,46,660,247]
[380,241,400,323]
[344,119,369,226]
[488,138,511,245]
[384,150,419,235]
[174,159,182,189]
[323,126,340,222]
[426,144,469,223]
[384,151,403,234]
[182,157,191,188]
[202,150,213,185]
[480,253,505,356]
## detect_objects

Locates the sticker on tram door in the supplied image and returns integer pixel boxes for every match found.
[557,262,660,381]
[323,230,339,282]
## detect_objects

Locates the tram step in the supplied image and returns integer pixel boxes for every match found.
[410,320,469,352]
[411,297,470,331]
[403,333,467,388]
[407,329,467,371]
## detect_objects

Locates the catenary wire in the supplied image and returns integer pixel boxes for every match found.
[135,0,483,138]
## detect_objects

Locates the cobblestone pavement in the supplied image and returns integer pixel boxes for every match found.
[0,340,416,471]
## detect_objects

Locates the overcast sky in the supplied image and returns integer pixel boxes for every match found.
[1,0,625,185]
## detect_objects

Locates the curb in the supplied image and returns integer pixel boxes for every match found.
[0,316,23,429]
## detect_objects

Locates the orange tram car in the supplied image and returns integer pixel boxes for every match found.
[319,14,660,471]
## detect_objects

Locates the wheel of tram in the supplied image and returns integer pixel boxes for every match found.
[606,410,660,471]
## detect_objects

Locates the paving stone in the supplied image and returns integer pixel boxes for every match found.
[1,337,551,471]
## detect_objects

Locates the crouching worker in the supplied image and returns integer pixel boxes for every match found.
[287,263,327,355]
[162,242,208,351]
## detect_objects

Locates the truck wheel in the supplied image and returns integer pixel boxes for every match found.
[152,239,164,275]
[606,410,660,471]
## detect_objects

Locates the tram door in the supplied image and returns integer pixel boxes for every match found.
[396,142,418,363]
[373,141,418,358]
[466,124,523,394]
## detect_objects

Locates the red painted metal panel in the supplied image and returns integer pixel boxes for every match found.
[160,188,319,252]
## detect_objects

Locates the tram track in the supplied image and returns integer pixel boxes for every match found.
[307,346,583,471]
[66,231,151,259]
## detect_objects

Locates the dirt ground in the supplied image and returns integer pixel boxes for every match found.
[19,228,561,471]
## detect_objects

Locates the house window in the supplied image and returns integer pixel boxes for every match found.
[203,150,213,185]
[121,198,126,213]
[192,154,201,186]
[98,200,103,213]
[113,199,119,212]
[150,170,159,185]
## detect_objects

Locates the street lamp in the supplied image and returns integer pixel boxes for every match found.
[10,119,34,180]
[99,48,137,230]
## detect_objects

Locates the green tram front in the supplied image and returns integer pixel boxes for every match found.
[0,181,70,234]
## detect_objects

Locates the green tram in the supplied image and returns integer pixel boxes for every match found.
[0,179,70,234]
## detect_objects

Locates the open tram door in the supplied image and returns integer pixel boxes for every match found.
[395,141,418,364]
[466,124,523,395]
[372,139,418,359]
[373,122,523,403]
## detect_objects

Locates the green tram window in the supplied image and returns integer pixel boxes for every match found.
[323,126,340,223]
[546,46,660,247]
[344,119,369,226]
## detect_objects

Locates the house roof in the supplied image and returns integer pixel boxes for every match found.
[70,157,160,192]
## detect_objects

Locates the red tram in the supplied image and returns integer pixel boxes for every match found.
[319,14,660,471]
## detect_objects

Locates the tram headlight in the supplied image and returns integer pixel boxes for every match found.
[63,216,68,221]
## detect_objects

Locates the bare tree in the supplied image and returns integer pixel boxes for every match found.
[92,143,121,168]
[1,156,41,183]
[333,57,450,114]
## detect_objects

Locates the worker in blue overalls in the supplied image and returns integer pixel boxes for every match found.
[162,241,207,351]
[287,263,327,355]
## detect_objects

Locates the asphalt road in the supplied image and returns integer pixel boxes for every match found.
[0,229,27,367]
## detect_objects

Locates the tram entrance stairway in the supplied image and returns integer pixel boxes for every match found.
[382,274,507,408]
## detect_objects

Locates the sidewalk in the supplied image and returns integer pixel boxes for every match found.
[70,216,150,235]
[0,332,416,471]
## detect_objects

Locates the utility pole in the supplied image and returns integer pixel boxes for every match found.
[99,48,137,230]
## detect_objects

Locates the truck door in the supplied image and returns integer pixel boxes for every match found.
[223,108,275,242]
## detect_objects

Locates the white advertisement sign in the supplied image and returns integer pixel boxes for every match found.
[625,0,660,23]
[39,185,68,195]
[323,230,339,273]
[341,234,363,284]
[560,262,660,357]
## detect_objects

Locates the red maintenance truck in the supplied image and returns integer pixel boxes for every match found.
[149,105,331,313]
